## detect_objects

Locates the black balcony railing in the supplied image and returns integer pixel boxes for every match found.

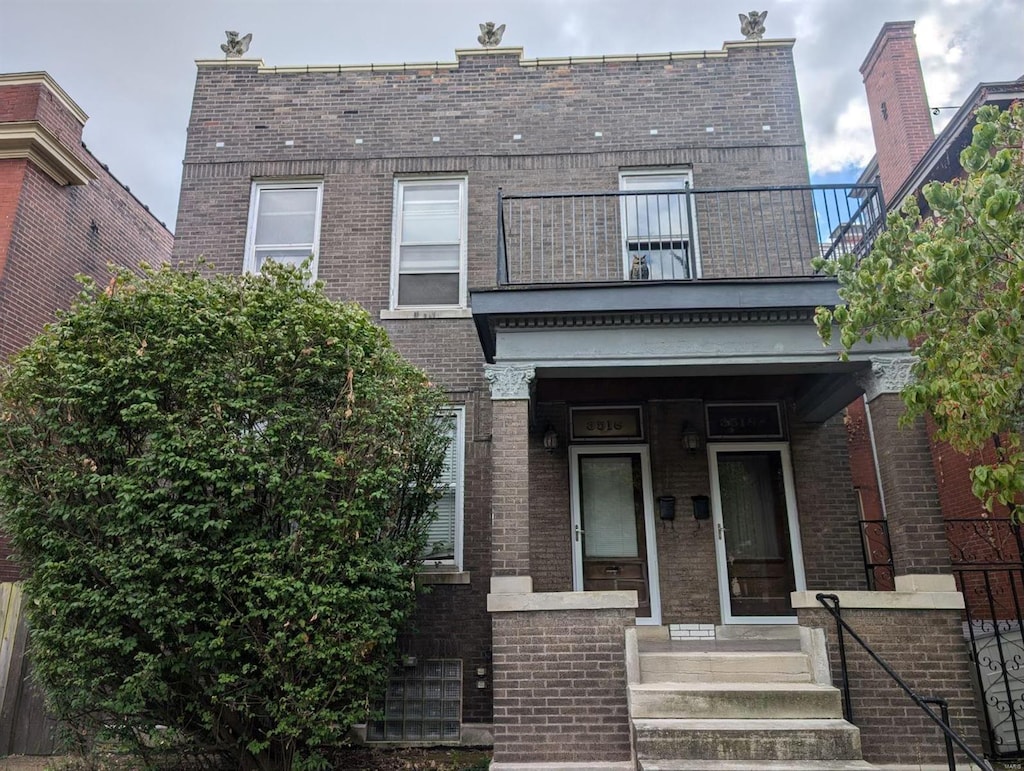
[496,183,884,286]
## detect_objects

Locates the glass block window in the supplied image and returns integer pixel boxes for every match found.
[367,659,462,742]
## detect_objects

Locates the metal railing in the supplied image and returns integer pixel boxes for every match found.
[946,516,1024,758]
[859,518,895,591]
[496,183,884,286]
[816,593,992,771]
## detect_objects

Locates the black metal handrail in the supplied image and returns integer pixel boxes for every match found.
[495,182,884,286]
[858,518,895,591]
[816,593,992,771]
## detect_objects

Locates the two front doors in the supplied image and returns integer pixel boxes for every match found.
[569,442,805,625]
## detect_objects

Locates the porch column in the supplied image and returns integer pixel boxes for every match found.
[484,364,535,593]
[857,355,950,575]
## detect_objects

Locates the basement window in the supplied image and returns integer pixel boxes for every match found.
[367,659,462,742]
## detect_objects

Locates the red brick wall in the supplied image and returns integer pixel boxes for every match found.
[0,83,42,123]
[0,160,172,358]
[799,606,981,765]
[860,21,935,203]
[0,81,86,165]
[844,398,884,522]
[0,159,28,281]
[491,607,633,764]
[0,98,173,580]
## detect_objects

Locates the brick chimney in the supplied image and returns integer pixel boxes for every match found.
[860,21,935,204]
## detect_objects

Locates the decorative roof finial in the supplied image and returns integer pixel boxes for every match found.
[477,22,506,48]
[221,30,253,58]
[739,11,767,41]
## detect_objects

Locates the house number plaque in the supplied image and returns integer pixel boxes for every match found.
[705,402,784,440]
[570,406,643,441]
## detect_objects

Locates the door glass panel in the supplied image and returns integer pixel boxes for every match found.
[580,456,639,557]
[717,450,796,618]
[577,452,651,617]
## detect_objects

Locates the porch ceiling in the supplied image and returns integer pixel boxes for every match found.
[471,278,911,423]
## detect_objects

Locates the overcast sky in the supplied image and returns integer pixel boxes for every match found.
[2,0,1022,232]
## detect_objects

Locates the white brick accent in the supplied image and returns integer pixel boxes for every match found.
[669,623,716,641]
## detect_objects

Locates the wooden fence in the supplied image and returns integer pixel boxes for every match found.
[0,582,58,756]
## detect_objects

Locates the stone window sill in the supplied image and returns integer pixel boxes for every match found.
[417,570,471,585]
[380,308,473,321]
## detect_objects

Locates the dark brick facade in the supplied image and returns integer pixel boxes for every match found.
[491,607,633,764]
[867,394,950,574]
[799,606,980,765]
[173,41,818,728]
[0,74,173,582]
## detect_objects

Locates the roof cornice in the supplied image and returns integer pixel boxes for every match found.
[0,71,88,125]
[200,38,797,75]
[0,121,95,186]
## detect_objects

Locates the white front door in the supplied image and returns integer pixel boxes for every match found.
[569,445,662,625]
[708,442,806,624]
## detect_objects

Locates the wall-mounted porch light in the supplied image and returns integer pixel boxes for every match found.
[542,424,559,453]
[681,422,701,453]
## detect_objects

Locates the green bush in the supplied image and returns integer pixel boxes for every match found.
[0,263,449,771]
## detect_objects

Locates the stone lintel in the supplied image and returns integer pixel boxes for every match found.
[487,590,637,613]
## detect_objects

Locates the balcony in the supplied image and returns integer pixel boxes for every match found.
[471,181,903,422]
[495,183,884,286]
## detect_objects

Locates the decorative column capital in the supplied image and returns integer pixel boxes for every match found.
[484,364,535,400]
[856,355,917,403]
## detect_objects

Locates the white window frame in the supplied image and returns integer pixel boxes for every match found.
[619,169,700,280]
[390,176,468,310]
[243,180,324,278]
[422,406,465,570]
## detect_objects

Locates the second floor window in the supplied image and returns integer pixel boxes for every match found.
[391,177,468,309]
[619,170,696,281]
[244,181,324,278]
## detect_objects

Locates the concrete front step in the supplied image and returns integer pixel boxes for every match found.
[639,760,876,771]
[629,681,843,719]
[633,718,862,762]
[639,651,814,683]
[714,624,802,641]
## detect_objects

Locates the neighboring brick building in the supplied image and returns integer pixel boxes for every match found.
[173,22,983,768]
[0,72,174,581]
[855,20,1024,759]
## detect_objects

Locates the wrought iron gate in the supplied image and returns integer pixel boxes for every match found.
[946,517,1024,759]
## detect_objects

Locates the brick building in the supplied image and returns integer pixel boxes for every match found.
[854,20,1024,759]
[173,23,985,769]
[0,72,174,581]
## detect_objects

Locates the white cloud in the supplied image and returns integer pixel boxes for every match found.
[807,99,875,176]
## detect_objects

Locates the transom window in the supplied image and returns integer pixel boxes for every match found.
[391,178,468,308]
[619,170,697,281]
[422,407,465,569]
[244,181,323,277]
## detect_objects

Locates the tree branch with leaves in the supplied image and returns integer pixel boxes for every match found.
[814,101,1024,512]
